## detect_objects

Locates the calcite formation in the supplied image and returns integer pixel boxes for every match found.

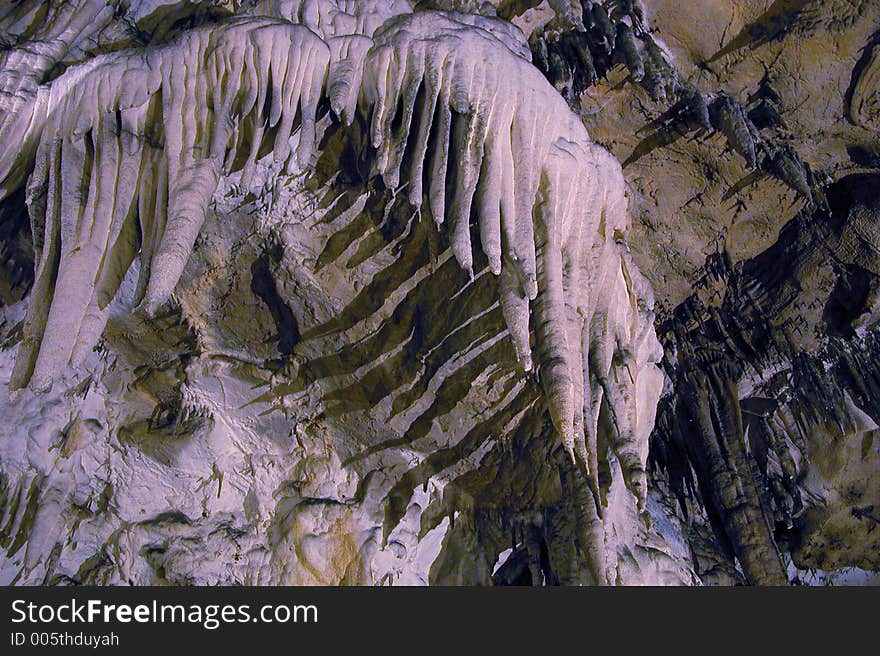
[1,0,878,586]
[0,0,669,586]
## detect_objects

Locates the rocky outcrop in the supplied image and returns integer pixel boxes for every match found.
[651,173,880,584]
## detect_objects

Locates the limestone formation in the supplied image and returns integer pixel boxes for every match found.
[1,0,878,587]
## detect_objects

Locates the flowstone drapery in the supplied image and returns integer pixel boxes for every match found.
[0,0,664,584]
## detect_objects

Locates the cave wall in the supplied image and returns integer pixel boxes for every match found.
[1,0,878,585]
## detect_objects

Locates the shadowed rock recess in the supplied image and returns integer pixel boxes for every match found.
[0,1,876,586]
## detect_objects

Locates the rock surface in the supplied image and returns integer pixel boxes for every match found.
[0,0,878,586]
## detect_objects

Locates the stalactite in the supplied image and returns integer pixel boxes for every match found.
[651,185,880,583]
[353,12,662,507]
[639,35,676,103]
[709,93,758,170]
[614,22,643,82]
[5,17,333,389]
[589,3,615,50]
[0,0,116,199]
[768,144,813,201]
[0,3,663,571]
[676,362,788,585]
